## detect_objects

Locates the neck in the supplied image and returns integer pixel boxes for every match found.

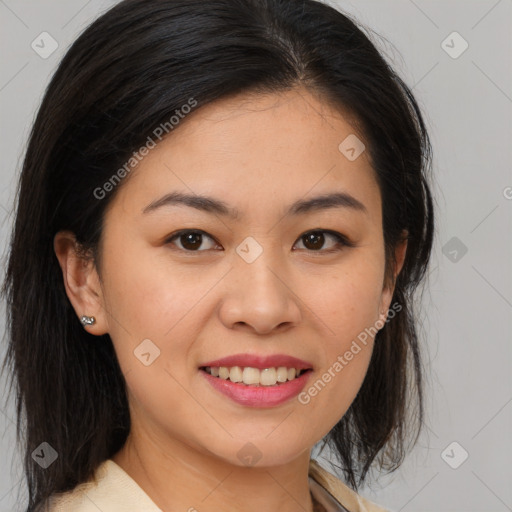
[112,425,315,512]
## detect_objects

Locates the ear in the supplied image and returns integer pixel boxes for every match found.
[53,230,109,335]
[377,230,408,324]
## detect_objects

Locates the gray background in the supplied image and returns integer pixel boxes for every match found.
[1,1,511,511]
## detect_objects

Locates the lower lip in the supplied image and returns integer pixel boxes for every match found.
[199,369,313,408]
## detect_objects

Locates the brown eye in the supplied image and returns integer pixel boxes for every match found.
[294,230,353,252]
[166,230,219,251]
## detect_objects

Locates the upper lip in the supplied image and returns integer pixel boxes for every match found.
[199,353,313,370]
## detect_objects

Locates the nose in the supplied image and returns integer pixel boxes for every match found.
[218,254,302,335]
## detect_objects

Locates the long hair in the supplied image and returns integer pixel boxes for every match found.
[1,0,434,509]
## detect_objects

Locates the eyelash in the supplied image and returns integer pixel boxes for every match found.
[164,229,355,254]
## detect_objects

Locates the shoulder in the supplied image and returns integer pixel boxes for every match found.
[308,458,390,512]
[40,460,162,512]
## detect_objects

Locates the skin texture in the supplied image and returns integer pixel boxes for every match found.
[54,87,407,512]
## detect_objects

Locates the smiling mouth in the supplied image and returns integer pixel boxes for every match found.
[199,366,313,387]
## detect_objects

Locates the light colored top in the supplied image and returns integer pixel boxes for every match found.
[40,458,389,512]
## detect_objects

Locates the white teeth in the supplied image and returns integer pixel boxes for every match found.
[260,368,277,386]
[218,367,230,379]
[276,367,288,382]
[229,366,243,383]
[242,367,260,385]
[203,366,306,386]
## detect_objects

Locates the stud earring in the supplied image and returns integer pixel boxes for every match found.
[80,315,96,326]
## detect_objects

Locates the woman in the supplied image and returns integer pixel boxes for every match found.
[1,0,434,511]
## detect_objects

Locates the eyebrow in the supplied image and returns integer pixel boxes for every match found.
[142,191,368,218]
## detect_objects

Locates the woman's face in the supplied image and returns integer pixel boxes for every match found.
[82,88,404,466]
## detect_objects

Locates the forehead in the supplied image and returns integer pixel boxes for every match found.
[107,87,381,224]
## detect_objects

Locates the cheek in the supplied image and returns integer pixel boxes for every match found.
[101,238,206,339]
[100,242,224,416]
[122,360,215,453]
[294,255,383,428]
[297,299,377,440]
[302,253,384,344]
[101,247,207,434]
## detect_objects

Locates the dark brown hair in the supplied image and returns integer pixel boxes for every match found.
[1,0,434,510]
